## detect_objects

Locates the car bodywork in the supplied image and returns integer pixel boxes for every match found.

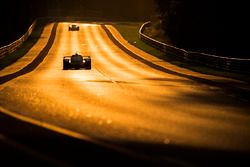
[68,24,79,31]
[63,53,91,70]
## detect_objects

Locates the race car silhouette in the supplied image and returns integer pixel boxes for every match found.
[63,53,91,70]
[68,24,79,31]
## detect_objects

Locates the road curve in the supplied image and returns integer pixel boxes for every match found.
[0,22,250,165]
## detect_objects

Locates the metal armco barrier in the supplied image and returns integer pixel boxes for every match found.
[0,20,37,59]
[139,21,250,74]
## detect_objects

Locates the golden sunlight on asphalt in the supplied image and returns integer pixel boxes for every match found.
[0,22,250,153]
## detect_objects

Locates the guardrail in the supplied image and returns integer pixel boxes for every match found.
[0,20,37,59]
[139,21,250,74]
[0,16,107,61]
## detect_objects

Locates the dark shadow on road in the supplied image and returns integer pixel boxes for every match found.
[178,91,250,111]
[1,109,250,167]
[115,141,250,167]
[0,23,58,85]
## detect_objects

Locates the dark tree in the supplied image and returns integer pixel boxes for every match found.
[154,0,250,58]
[0,0,43,46]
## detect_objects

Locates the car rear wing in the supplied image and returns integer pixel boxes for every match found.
[82,56,91,59]
[63,56,71,59]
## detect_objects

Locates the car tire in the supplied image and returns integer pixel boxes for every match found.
[85,59,91,70]
[63,60,69,70]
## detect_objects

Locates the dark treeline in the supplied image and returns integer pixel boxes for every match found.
[0,0,35,46]
[154,0,250,58]
[0,0,155,47]
[1,1,249,58]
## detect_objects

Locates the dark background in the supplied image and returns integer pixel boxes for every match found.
[0,0,155,46]
[155,0,250,58]
[1,0,249,58]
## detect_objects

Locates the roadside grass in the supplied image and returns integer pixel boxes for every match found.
[114,23,166,59]
[0,19,47,70]
[113,22,250,83]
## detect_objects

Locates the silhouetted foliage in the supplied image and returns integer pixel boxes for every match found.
[155,0,250,58]
[0,0,31,46]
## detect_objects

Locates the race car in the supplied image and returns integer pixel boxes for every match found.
[63,53,91,70]
[68,24,79,31]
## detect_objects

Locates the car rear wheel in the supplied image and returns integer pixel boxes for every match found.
[85,59,91,70]
[63,60,70,70]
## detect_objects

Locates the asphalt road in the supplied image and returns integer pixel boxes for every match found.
[0,22,250,166]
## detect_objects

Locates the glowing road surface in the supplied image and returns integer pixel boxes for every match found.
[0,22,250,161]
